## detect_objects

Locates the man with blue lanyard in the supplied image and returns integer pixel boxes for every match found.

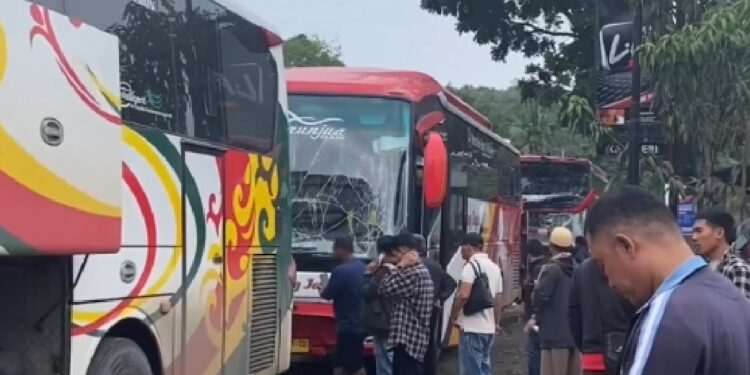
[584,187,750,375]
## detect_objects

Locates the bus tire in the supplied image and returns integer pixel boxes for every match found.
[87,337,153,375]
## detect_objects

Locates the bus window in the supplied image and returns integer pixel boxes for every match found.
[185,0,224,142]
[28,0,63,13]
[66,0,179,132]
[217,12,277,152]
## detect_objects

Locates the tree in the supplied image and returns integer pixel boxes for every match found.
[421,0,594,104]
[449,85,594,157]
[640,0,750,214]
[283,34,345,68]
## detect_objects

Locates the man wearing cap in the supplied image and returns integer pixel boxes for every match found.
[530,227,581,375]
[448,233,504,375]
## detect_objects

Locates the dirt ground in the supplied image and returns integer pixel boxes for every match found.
[437,319,527,375]
[286,319,528,375]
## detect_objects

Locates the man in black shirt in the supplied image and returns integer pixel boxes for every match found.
[568,258,635,375]
[414,234,457,375]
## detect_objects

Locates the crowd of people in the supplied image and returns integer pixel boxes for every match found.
[317,232,505,375]
[316,186,750,375]
[522,186,750,375]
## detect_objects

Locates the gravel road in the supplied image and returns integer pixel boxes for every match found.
[286,319,528,375]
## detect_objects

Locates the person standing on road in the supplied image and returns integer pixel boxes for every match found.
[319,236,368,375]
[362,235,396,375]
[378,233,434,375]
[568,257,635,375]
[692,208,750,298]
[572,236,590,266]
[522,239,551,375]
[448,233,504,375]
[587,187,750,375]
[413,234,457,375]
[531,227,580,375]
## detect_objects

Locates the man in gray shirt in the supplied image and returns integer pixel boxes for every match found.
[585,187,750,375]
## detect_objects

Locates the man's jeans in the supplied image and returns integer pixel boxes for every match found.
[459,332,495,375]
[528,332,541,375]
[373,336,393,375]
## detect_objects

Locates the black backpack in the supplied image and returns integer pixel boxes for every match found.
[463,261,495,315]
[361,270,391,337]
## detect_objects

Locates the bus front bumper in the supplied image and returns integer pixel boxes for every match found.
[291,301,374,361]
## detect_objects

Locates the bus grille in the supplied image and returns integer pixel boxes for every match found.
[248,254,278,374]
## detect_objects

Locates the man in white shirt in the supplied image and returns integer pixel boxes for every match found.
[448,233,504,375]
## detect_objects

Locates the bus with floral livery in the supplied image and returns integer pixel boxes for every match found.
[0,0,293,373]
[287,67,523,359]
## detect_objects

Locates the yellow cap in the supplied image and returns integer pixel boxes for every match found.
[549,227,574,248]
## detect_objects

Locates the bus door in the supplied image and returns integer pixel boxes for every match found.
[181,144,226,374]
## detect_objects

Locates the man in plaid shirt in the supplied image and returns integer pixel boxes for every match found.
[379,233,435,375]
[693,208,750,298]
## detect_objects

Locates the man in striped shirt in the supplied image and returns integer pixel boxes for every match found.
[585,187,750,375]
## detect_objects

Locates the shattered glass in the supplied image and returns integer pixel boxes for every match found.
[521,163,591,209]
[288,95,410,256]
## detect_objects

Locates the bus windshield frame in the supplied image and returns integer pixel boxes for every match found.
[521,161,592,210]
[288,94,412,257]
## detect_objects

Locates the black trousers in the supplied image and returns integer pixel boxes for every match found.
[393,345,423,375]
[423,305,442,375]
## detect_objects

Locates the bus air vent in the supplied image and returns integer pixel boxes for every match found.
[248,254,278,374]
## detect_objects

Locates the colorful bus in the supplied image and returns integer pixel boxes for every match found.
[520,155,608,243]
[0,0,293,373]
[287,67,523,359]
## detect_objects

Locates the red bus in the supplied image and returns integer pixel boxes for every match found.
[286,67,523,360]
[520,156,608,243]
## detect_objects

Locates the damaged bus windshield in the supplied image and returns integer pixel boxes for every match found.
[521,162,591,209]
[288,95,410,256]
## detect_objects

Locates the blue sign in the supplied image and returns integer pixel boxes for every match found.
[678,202,696,236]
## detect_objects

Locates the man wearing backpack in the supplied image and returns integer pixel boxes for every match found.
[448,233,503,375]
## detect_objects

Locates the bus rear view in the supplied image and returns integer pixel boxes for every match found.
[520,156,608,243]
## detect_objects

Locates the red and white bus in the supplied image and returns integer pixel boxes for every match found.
[287,67,523,359]
[520,156,608,243]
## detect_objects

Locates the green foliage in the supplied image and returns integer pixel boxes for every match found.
[448,85,594,158]
[283,34,345,68]
[640,0,750,214]
[420,0,595,104]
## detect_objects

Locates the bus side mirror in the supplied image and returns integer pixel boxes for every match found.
[424,132,448,209]
[416,111,446,149]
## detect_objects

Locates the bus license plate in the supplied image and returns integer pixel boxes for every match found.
[291,339,309,353]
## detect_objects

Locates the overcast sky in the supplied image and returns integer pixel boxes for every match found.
[250,0,529,89]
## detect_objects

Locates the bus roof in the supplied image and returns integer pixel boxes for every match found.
[287,67,492,128]
[216,0,280,35]
[287,67,520,154]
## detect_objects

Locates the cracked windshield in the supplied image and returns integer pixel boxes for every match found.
[289,95,409,257]
[522,163,590,209]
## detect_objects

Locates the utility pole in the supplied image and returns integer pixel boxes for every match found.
[627,0,643,185]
